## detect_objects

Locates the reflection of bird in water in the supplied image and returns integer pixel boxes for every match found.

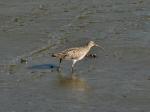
[52,41,104,73]
[57,73,90,91]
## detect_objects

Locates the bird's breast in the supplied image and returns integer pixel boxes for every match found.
[78,54,86,60]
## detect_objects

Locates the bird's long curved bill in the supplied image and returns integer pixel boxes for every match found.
[95,44,105,51]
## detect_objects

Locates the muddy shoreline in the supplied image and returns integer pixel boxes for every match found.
[0,0,150,112]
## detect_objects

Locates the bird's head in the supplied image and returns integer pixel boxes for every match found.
[87,41,104,50]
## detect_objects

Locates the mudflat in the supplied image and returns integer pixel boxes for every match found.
[0,0,150,112]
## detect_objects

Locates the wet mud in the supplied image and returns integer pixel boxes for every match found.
[0,0,150,112]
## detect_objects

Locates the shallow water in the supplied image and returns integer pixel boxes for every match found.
[0,0,150,112]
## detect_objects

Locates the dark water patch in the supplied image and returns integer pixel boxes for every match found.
[28,64,58,70]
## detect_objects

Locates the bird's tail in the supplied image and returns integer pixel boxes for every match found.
[51,53,57,57]
[51,53,64,58]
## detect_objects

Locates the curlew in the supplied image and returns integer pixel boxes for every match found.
[52,41,103,72]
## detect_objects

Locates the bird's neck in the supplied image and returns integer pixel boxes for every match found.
[86,44,93,50]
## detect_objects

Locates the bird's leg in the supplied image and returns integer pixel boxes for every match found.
[71,60,77,73]
[57,58,62,71]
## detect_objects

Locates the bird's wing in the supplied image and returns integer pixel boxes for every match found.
[62,47,86,59]
[63,47,79,53]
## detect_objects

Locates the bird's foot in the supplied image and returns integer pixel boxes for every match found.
[57,67,61,72]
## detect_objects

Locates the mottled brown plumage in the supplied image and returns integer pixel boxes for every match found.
[52,41,103,72]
